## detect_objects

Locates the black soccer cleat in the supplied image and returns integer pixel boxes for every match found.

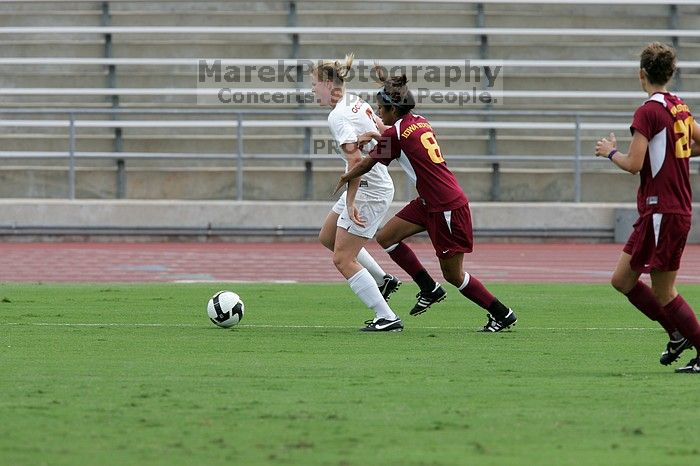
[674,357,700,373]
[478,309,517,332]
[409,284,447,316]
[660,336,693,365]
[378,274,402,301]
[360,317,404,332]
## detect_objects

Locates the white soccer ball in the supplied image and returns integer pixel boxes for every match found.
[207,291,244,328]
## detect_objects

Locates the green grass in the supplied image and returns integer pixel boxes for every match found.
[1,282,700,466]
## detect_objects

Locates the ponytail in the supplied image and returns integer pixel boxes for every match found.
[374,63,415,115]
[311,53,354,85]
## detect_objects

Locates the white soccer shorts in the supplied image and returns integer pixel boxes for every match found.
[332,190,392,239]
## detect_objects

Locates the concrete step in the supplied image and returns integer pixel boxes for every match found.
[0,164,684,203]
[0,42,104,57]
[0,198,633,243]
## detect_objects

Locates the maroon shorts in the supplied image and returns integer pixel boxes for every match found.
[396,199,473,259]
[623,213,691,273]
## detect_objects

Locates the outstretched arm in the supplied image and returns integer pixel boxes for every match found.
[595,131,648,174]
[356,131,382,150]
[372,115,390,134]
[691,120,700,157]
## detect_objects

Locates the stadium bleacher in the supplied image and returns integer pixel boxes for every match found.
[0,0,698,206]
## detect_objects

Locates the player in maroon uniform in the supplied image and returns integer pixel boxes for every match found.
[595,42,700,373]
[335,69,517,332]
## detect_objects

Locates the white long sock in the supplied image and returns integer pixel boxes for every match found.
[348,268,398,321]
[356,248,386,286]
[458,272,471,291]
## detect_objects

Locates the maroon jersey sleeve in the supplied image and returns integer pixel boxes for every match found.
[369,126,401,166]
[631,103,660,140]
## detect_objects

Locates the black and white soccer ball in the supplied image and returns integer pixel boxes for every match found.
[207,291,244,328]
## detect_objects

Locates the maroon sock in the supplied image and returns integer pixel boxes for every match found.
[459,274,496,310]
[664,295,700,349]
[387,242,425,278]
[625,281,676,335]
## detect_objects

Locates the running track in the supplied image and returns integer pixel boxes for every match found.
[2,242,700,284]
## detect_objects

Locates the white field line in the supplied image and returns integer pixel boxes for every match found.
[0,322,661,331]
[171,280,299,284]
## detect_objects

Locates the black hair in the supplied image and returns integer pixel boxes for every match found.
[374,65,415,116]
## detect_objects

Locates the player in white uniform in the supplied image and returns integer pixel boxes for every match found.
[311,54,403,331]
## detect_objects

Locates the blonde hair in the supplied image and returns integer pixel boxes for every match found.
[311,53,354,85]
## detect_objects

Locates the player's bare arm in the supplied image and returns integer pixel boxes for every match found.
[595,131,648,174]
[357,131,382,150]
[340,142,367,227]
[334,156,378,195]
[690,120,700,157]
[372,115,390,134]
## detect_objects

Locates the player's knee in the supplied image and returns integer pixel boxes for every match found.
[318,232,334,250]
[610,275,631,294]
[651,286,674,307]
[375,230,391,249]
[332,251,351,270]
[442,270,463,287]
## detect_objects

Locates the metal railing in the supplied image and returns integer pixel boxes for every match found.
[2,89,700,99]
[1,25,700,37]
[0,107,660,202]
[12,0,700,4]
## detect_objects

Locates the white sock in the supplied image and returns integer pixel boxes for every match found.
[348,268,398,321]
[384,243,399,253]
[458,272,471,291]
[356,248,386,286]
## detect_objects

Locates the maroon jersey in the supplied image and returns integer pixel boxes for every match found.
[369,113,468,212]
[630,92,694,217]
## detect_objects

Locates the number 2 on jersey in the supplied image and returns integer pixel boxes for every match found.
[674,115,694,159]
[420,131,445,163]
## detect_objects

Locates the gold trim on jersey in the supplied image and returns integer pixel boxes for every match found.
[401,122,432,139]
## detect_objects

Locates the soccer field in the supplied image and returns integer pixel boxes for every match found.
[2,282,699,466]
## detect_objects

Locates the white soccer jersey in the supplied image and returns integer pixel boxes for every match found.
[327,93,394,197]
